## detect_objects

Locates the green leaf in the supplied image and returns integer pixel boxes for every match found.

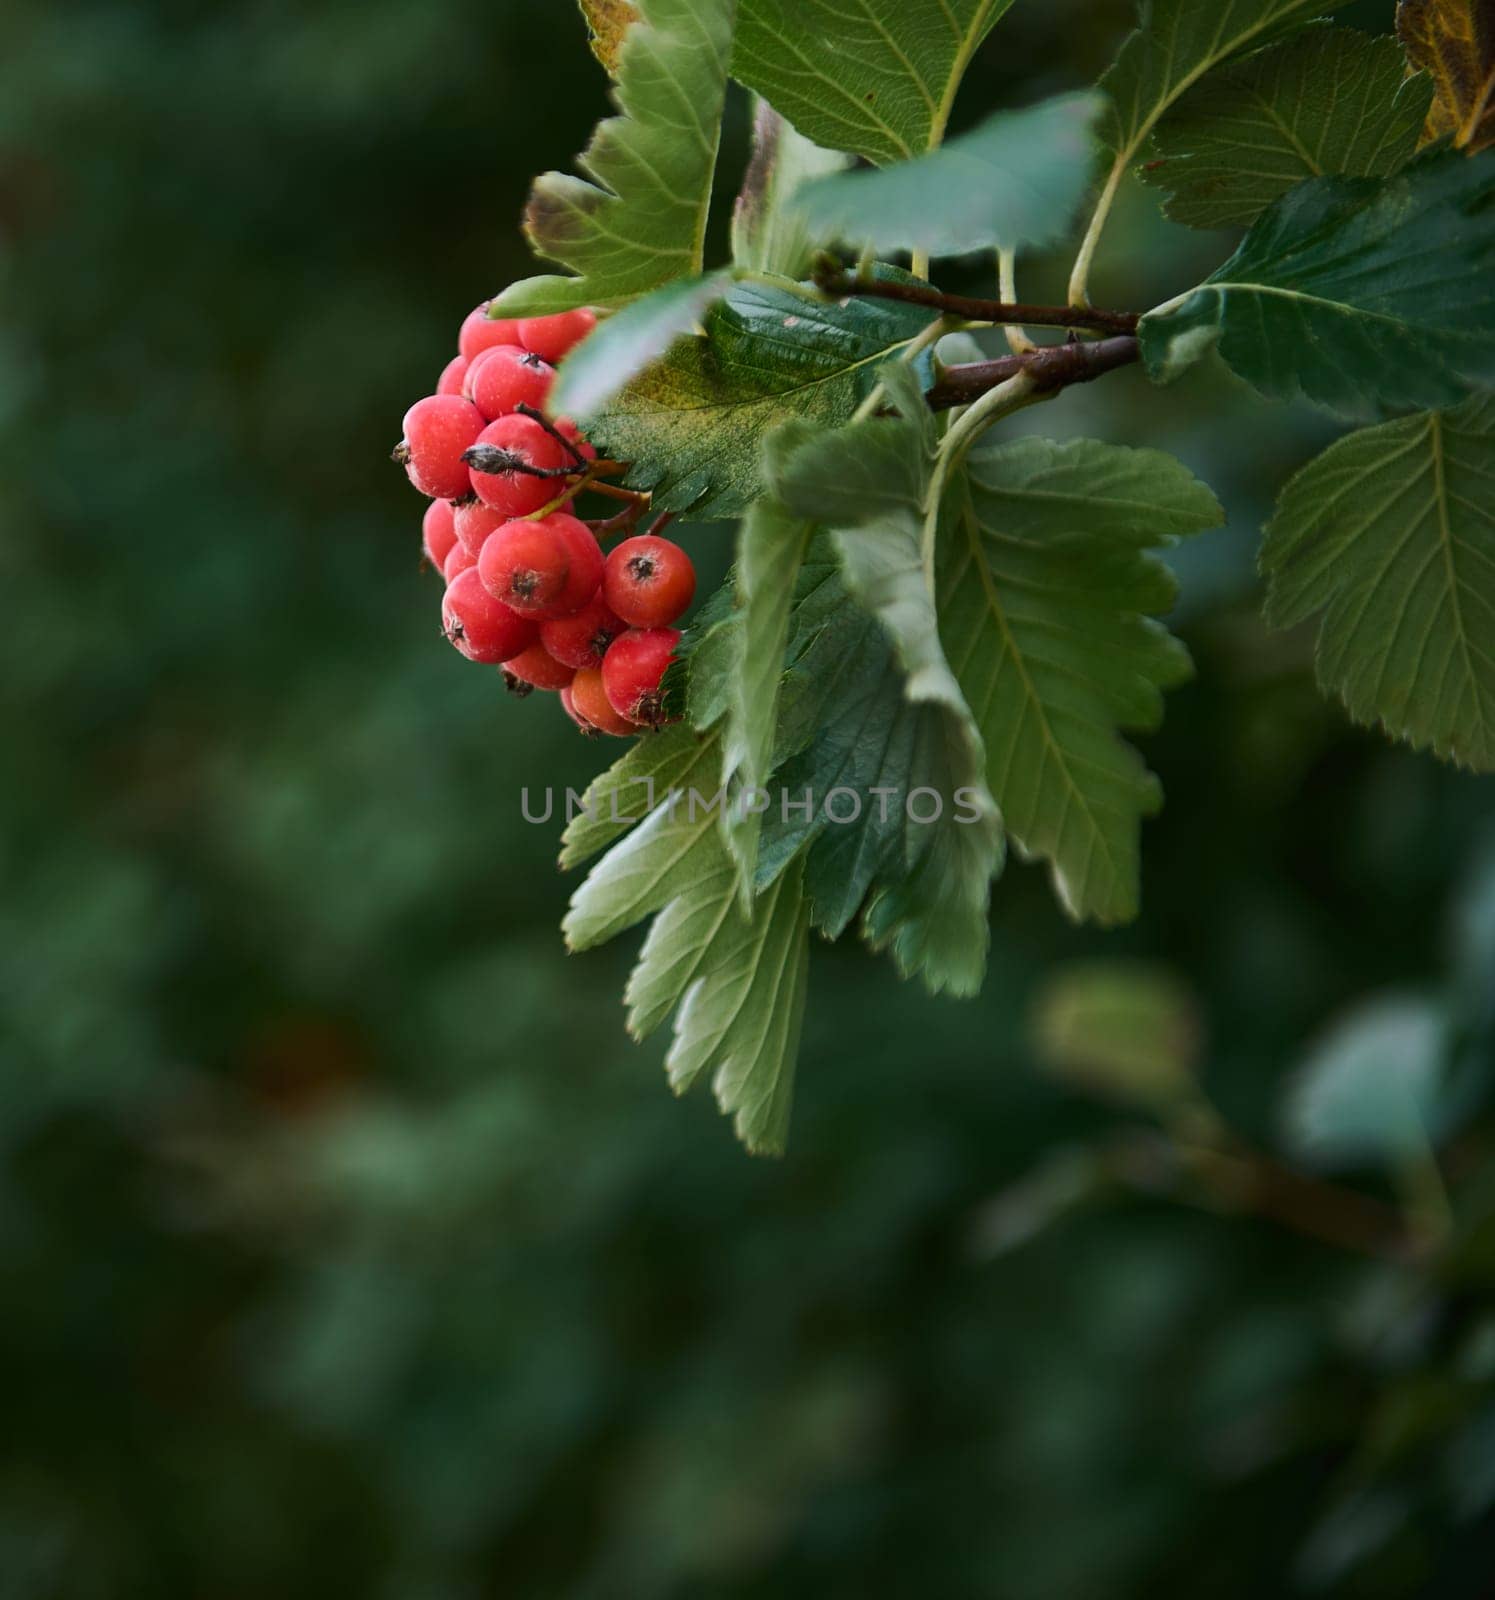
[1139,150,1495,417]
[1261,394,1495,771]
[1074,0,1354,298]
[771,367,1005,995]
[1283,994,1450,1169]
[1098,0,1349,174]
[719,493,813,891]
[491,0,735,315]
[646,855,811,1156]
[1144,27,1434,230]
[559,722,721,870]
[680,506,1003,989]
[731,0,1019,165]
[940,438,1221,924]
[731,100,853,278]
[563,751,727,952]
[744,544,1000,992]
[562,730,812,1156]
[1397,0,1495,154]
[550,270,733,417]
[792,92,1104,258]
[1031,960,1201,1111]
[579,275,937,519]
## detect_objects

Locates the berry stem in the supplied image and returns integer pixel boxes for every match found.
[590,502,651,541]
[515,403,589,467]
[583,479,650,505]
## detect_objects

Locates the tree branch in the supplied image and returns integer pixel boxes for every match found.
[926,336,1140,410]
[815,263,1139,336]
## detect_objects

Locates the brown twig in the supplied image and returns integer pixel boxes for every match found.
[1103,1130,1418,1263]
[926,336,1141,410]
[815,262,1139,337]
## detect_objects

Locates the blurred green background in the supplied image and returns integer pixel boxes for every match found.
[3,0,1494,1594]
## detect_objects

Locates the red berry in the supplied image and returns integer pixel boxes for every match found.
[442,541,476,582]
[554,416,598,463]
[602,535,696,627]
[436,355,469,396]
[441,568,538,664]
[518,309,597,364]
[503,642,576,692]
[602,627,681,727]
[452,499,506,559]
[540,592,625,669]
[477,518,572,615]
[465,414,570,517]
[560,684,595,733]
[422,499,457,573]
[546,514,604,617]
[458,302,524,364]
[398,396,486,501]
[571,666,637,737]
[464,345,555,421]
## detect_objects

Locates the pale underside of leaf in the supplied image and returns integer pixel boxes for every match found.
[731,0,1019,165]
[559,723,721,870]
[791,91,1104,257]
[1143,27,1434,229]
[491,0,735,315]
[939,437,1221,924]
[719,496,814,892]
[662,856,810,1156]
[560,718,813,1157]
[1262,393,1495,771]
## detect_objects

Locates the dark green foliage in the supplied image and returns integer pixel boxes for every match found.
[5,0,1495,1594]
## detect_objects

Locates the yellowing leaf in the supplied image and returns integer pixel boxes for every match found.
[1398,0,1495,153]
[580,0,641,76]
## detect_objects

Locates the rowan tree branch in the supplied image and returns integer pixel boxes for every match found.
[926,335,1140,410]
[814,261,1140,336]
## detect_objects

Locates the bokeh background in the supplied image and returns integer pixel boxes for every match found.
[3,0,1494,1594]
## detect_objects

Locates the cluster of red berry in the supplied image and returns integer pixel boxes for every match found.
[394,302,696,736]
